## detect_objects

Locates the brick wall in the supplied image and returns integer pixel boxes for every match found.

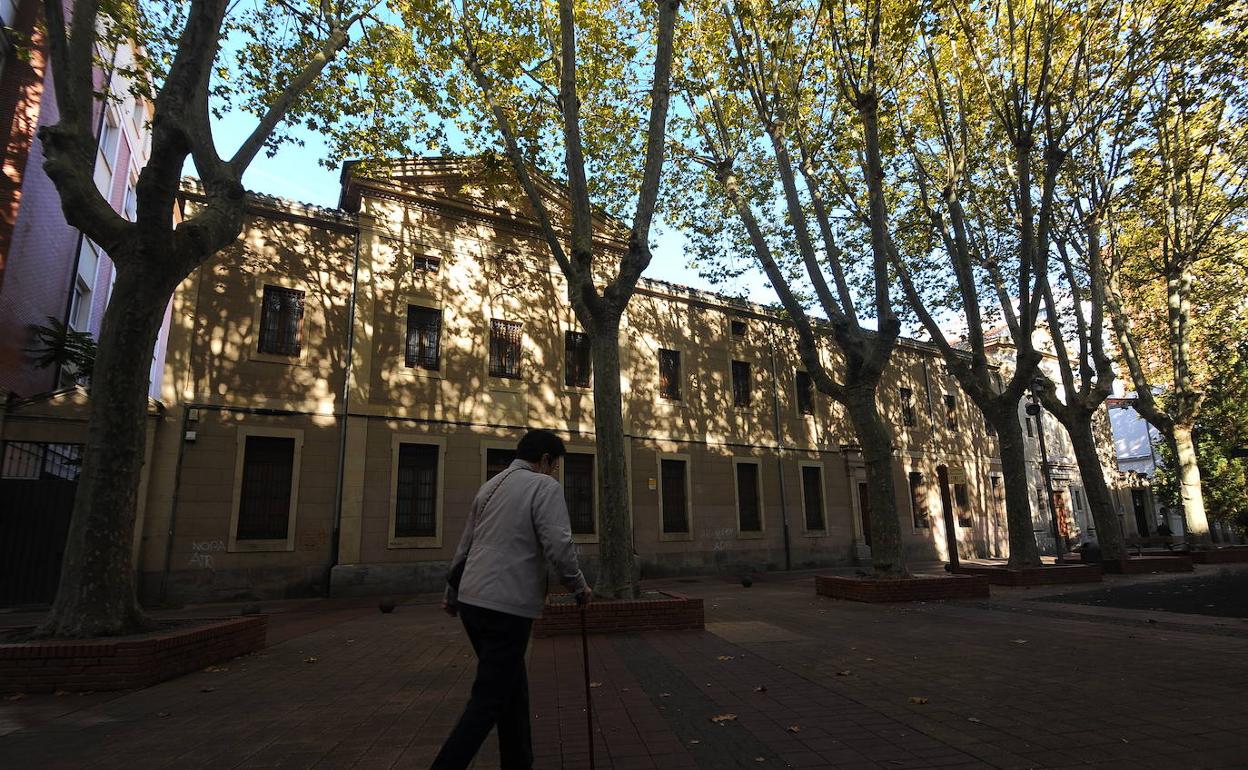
[532,593,705,638]
[0,615,267,693]
[815,574,990,602]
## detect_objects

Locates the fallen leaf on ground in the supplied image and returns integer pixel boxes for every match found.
[716,655,735,661]
[53,690,71,696]
[968,717,983,724]
[5,693,26,701]
[199,687,215,693]
[908,696,929,705]
[711,713,738,723]
[836,670,853,676]
[659,692,671,698]
[787,725,801,733]
[157,711,171,718]
[689,739,701,745]
[754,757,766,763]
[865,657,875,662]
[1011,639,1028,645]
[589,682,602,688]
[303,657,318,664]
[753,685,768,693]
[204,666,228,673]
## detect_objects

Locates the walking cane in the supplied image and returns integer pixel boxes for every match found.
[580,600,595,770]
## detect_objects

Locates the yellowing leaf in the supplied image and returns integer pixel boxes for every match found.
[711,713,738,723]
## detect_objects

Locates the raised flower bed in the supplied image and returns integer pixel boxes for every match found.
[532,591,703,637]
[954,563,1102,586]
[0,616,267,694]
[1100,555,1194,574]
[816,574,989,603]
[1190,547,1248,565]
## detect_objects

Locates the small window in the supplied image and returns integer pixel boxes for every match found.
[801,465,825,531]
[98,108,120,169]
[660,458,689,534]
[564,453,596,535]
[486,447,517,480]
[730,319,748,338]
[1072,488,1084,512]
[900,387,916,427]
[796,371,815,415]
[565,331,592,388]
[944,394,958,431]
[731,360,752,408]
[954,482,971,527]
[258,285,305,356]
[1037,486,1047,512]
[405,306,442,370]
[413,255,441,273]
[69,277,91,331]
[394,443,438,538]
[659,348,682,401]
[909,471,929,529]
[123,180,137,221]
[735,462,762,533]
[1025,416,1035,438]
[236,436,296,540]
[489,319,522,378]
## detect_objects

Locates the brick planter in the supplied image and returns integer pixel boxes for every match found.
[1191,548,1248,565]
[955,563,1102,586]
[0,616,267,694]
[532,592,703,638]
[1100,556,1194,574]
[815,574,989,603]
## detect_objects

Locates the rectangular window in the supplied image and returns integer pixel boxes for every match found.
[236,436,295,540]
[123,180,137,221]
[909,471,929,528]
[985,416,997,437]
[731,360,752,408]
[659,348,682,401]
[730,319,748,338]
[944,394,958,431]
[660,458,689,534]
[394,443,438,538]
[564,453,595,535]
[796,371,814,415]
[258,285,305,356]
[488,319,522,378]
[801,465,825,531]
[413,255,441,273]
[1073,488,1084,512]
[735,462,762,533]
[954,482,971,527]
[1025,416,1034,438]
[405,305,442,370]
[486,448,517,480]
[69,277,91,331]
[565,331,592,388]
[1037,486,1047,512]
[98,108,120,169]
[900,387,916,427]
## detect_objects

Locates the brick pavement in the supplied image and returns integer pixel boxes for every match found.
[2,567,1247,769]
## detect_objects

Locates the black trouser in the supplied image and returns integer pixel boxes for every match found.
[431,602,534,770]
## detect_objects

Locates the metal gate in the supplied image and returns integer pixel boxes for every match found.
[0,442,82,606]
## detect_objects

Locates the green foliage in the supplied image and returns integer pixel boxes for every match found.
[25,317,98,385]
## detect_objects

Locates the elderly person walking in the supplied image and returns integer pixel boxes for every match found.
[431,429,592,770]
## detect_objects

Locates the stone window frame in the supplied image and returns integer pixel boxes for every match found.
[657,451,694,542]
[227,426,304,553]
[249,275,310,366]
[798,460,828,536]
[387,434,447,549]
[731,456,766,539]
[393,295,444,381]
[561,443,601,545]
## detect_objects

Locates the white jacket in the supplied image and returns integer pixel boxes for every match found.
[445,459,588,619]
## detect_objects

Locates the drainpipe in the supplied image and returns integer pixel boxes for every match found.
[158,404,192,604]
[327,223,362,595]
[766,325,792,571]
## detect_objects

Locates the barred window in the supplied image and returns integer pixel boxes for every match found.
[564,453,595,535]
[1,442,82,480]
[730,319,748,338]
[731,360,752,407]
[801,465,825,531]
[659,349,682,401]
[660,458,689,534]
[944,394,958,431]
[735,462,762,533]
[565,331,592,388]
[413,255,441,273]
[237,436,295,540]
[909,471,929,529]
[900,387,916,427]
[796,371,815,415]
[486,448,517,481]
[954,482,971,527]
[258,286,304,356]
[489,319,523,379]
[405,306,442,370]
[395,443,438,538]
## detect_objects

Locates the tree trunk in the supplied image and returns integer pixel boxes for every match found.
[1171,424,1210,540]
[589,321,635,598]
[992,405,1043,568]
[37,261,174,638]
[1064,414,1127,560]
[843,386,907,576]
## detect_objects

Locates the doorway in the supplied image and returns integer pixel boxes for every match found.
[936,465,959,567]
[1131,489,1150,536]
[856,481,872,548]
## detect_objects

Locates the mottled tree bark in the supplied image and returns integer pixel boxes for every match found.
[1061,412,1127,560]
[843,387,906,574]
[991,405,1043,569]
[588,322,634,598]
[1171,425,1210,537]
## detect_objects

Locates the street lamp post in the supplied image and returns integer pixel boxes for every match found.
[1027,382,1065,562]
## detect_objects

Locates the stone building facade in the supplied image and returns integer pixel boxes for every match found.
[3,158,1011,605]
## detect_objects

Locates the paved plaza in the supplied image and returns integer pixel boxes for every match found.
[3,565,1248,769]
